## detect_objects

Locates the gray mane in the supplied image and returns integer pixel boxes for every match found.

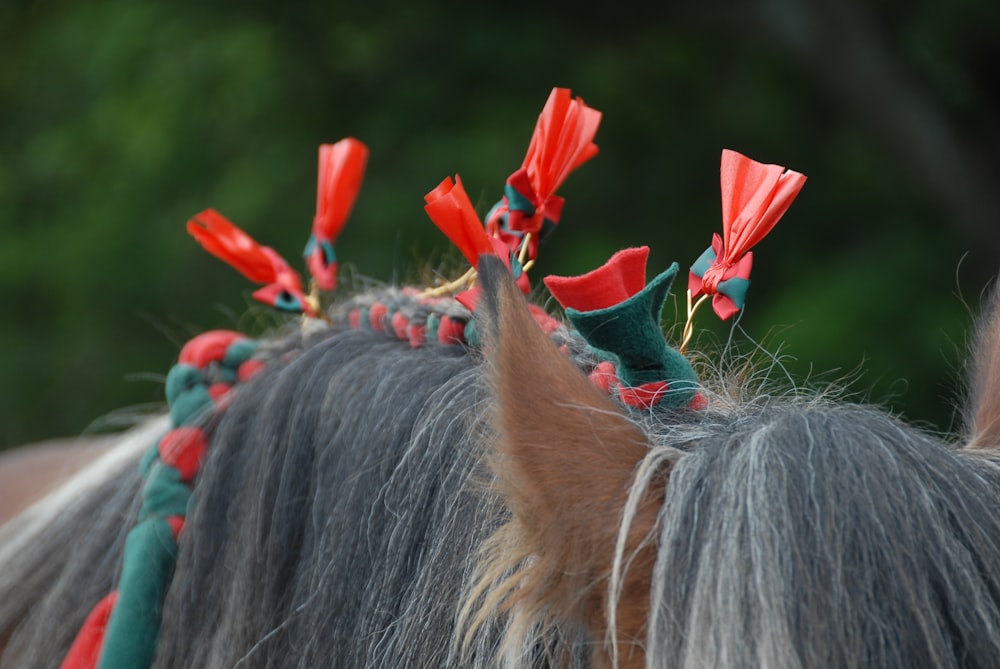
[2,284,1000,668]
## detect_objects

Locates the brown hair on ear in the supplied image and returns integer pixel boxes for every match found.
[966,279,1000,451]
[467,256,666,667]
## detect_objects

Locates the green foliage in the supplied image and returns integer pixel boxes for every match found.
[1,0,996,447]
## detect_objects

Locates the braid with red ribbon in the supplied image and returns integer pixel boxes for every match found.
[60,331,264,669]
[57,90,810,668]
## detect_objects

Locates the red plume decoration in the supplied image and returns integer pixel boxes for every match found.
[423,176,500,267]
[487,87,601,263]
[688,149,807,320]
[423,176,523,310]
[306,138,369,291]
[187,209,315,317]
[521,87,601,212]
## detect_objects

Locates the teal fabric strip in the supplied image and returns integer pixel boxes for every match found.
[96,517,178,669]
[565,263,699,409]
[96,336,257,668]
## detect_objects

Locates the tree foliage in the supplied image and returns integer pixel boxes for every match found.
[1,0,997,447]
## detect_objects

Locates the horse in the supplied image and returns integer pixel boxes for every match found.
[2,253,1000,668]
[3,86,1000,667]
[0,435,118,527]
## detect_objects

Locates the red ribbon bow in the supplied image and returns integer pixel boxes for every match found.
[187,209,315,317]
[423,176,524,310]
[688,149,807,320]
[487,87,601,262]
[306,138,369,291]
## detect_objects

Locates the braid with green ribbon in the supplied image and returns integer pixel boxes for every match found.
[60,330,263,669]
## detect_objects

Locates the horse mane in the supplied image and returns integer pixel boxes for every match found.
[462,258,1000,669]
[2,266,1000,668]
[5,85,1000,668]
[0,275,593,667]
[0,248,1000,669]
[649,403,1000,667]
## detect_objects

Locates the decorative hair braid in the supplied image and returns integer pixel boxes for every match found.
[60,332,264,669]
[60,86,805,668]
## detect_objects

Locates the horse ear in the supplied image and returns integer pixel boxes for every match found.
[966,278,1000,450]
[475,256,662,661]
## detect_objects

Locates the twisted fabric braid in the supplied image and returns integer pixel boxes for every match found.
[60,331,263,669]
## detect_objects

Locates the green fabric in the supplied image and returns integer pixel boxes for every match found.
[504,182,535,215]
[139,443,160,478]
[690,245,714,277]
[164,364,203,406]
[139,461,191,520]
[165,363,213,425]
[584,344,617,363]
[303,235,336,265]
[303,233,318,259]
[425,312,439,341]
[168,384,212,426]
[97,517,177,669]
[463,319,479,347]
[718,276,750,310]
[218,366,237,384]
[565,262,698,409]
[224,338,259,367]
[320,239,336,265]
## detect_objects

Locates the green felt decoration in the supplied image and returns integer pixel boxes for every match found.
[224,338,259,368]
[164,364,203,406]
[139,444,160,478]
[565,262,698,409]
[96,518,177,669]
[718,276,750,310]
[425,312,439,342]
[464,319,479,347]
[504,183,535,215]
[139,462,191,520]
[168,384,212,426]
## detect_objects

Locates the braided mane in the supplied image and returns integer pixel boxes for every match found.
[3,87,1000,669]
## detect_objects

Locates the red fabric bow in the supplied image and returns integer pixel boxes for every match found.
[423,176,523,310]
[187,209,315,317]
[424,176,506,266]
[688,149,806,320]
[487,87,602,260]
[520,87,601,218]
[307,138,369,291]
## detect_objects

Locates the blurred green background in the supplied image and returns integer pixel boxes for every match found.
[1,0,997,449]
